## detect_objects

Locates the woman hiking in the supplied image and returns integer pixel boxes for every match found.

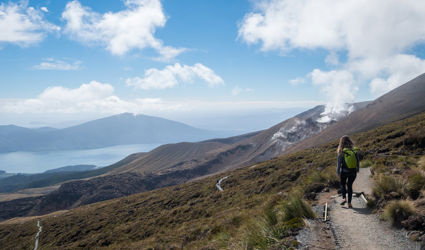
[337,135,359,208]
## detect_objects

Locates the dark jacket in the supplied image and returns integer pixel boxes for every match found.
[337,151,359,175]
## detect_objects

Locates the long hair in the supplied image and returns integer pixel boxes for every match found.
[337,135,353,154]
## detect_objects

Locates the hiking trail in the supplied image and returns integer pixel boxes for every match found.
[298,167,420,250]
[34,220,42,250]
[216,176,230,192]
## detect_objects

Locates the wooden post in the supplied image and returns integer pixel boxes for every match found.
[324,202,328,221]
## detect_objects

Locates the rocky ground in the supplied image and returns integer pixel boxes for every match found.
[297,168,422,250]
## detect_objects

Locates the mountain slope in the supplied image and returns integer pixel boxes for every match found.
[286,73,425,154]
[0,113,219,152]
[111,103,368,177]
[1,111,424,249]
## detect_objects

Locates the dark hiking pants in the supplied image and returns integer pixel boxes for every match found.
[340,172,356,203]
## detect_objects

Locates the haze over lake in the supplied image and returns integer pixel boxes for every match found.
[0,144,159,174]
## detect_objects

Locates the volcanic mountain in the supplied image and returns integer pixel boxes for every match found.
[285,72,425,154]
[0,113,220,152]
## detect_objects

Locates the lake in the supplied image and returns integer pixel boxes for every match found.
[0,144,160,174]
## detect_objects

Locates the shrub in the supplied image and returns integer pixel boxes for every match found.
[243,194,315,249]
[360,159,373,168]
[281,194,315,222]
[419,156,425,171]
[307,171,326,184]
[366,198,376,208]
[383,200,415,228]
[306,169,339,188]
[406,172,425,199]
[372,175,406,199]
[243,213,285,250]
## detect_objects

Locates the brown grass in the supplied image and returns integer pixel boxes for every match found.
[0,112,424,249]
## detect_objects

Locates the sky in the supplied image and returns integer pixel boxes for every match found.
[1,0,425,131]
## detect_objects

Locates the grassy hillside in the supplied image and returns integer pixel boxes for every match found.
[0,113,424,249]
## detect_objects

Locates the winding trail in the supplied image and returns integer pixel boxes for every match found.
[216,176,230,192]
[34,220,42,250]
[329,168,420,250]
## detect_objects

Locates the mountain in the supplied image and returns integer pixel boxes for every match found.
[0,113,220,152]
[109,102,369,178]
[1,111,424,248]
[43,164,97,173]
[285,73,425,154]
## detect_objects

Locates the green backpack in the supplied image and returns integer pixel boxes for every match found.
[342,147,358,169]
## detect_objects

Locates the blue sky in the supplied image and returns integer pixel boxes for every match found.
[1,0,425,131]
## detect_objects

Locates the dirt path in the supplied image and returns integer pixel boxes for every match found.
[298,168,420,250]
[329,167,420,250]
[33,220,42,250]
[215,176,230,192]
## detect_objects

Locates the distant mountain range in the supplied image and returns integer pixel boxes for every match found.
[0,113,222,153]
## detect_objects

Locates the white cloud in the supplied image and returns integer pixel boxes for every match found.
[62,0,184,59]
[34,58,81,71]
[239,0,425,113]
[358,54,425,96]
[126,63,224,90]
[310,69,357,122]
[40,7,48,13]
[0,81,181,115]
[289,77,305,86]
[232,86,253,96]
[325,52,339,66]
[0,82,319,125]
[0,2,59,45]
[239,0,425,58]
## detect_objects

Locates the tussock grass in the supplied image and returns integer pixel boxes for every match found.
[243,194,314,249]
[373,175,406,199]
[360,159,373,168]
[406,171,425,199]
[281,194,315,222]
[383,200,415,228]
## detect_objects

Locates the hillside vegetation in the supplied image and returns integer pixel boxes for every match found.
[0,112,424,249]
[0,153,143,194]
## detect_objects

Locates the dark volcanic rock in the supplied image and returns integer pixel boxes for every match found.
[402,214,425,231]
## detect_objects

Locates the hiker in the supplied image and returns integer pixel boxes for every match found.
[337,135,359,208]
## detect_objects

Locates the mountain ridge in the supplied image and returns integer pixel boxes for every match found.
[0,113,221,153]
[285,73,425,154]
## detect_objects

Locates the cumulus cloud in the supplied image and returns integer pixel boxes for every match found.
[126,63,224,90]
[239,0,425,116]
[34,58,82,71]
[0,81,182,115]
[40,7,48,13]
[62,0,184,59]
[0,2,59,45]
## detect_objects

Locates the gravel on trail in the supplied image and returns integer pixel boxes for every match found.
[297,168,421,250]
